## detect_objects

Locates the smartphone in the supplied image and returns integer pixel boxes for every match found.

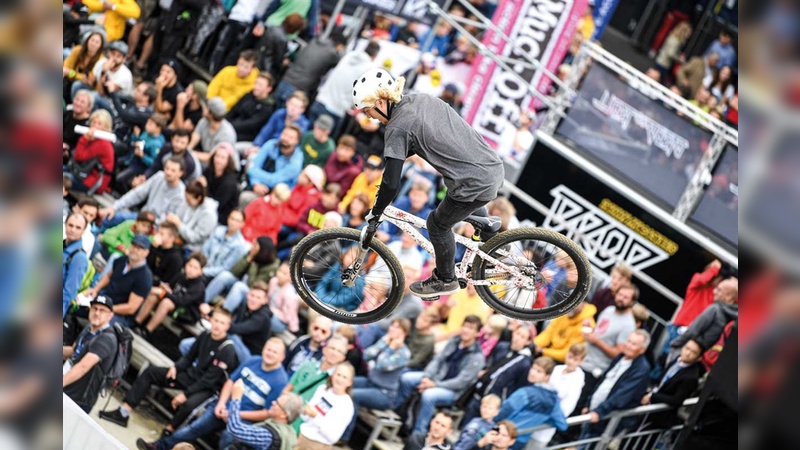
[492,425,500,433]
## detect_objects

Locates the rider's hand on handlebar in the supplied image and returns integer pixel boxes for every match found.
[365,209,384,229]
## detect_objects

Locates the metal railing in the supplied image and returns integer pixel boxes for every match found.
[520,397,698,450]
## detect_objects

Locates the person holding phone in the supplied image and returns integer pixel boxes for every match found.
[475,420,518,450]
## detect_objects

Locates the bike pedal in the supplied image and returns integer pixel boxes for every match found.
[422,296,440,302]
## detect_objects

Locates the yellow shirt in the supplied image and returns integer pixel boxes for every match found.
[441,289,492,334]
[207,66,260,111]
[84,0,141,42]
[339,173,382,212]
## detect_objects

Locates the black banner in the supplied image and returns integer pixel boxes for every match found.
[343,0,447,25]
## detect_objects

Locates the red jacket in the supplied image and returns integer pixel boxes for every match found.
[673,265,720,327]
[283,184,321,228]
[324,152,363,193]
[242,196,285,244]
[73,135,114,194]
[296,200,337,235]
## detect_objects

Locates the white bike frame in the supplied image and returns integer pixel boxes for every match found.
[380,206,537,289]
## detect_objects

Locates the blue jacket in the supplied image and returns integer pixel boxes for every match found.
[246,139,304,189]
[590,355,651,419]
[202,226,250,278]
[313,263,364,311]
[477,343,533,400]
[63,239,88,317]
[252,109,310,148]
[380,195,432,240]
[496,383,568,448]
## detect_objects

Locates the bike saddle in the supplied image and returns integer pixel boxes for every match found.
[464,215,503,233]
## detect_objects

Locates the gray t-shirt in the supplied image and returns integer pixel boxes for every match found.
[383,94,504,202]
[582,306,636,375]
[195,118,239,164]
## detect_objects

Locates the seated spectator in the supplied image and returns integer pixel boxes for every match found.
[63,89,93,158]
[165,181,218,252]
[116,112,168,190]
[63,213,91,318]
[146,222,184,287]
[284,316,334,376]
[98,210,155,261]
[206,49,260,112]
[654,22,691,83]
[339,155,385,212]
[642,340,704,429]
[579,330,652,443]
[282,164,325,231]
[300,115,335,168]
[534,300,596,363]
[461,326,533,425]
[243,125,304,205]
[202,209,250,279]
[190,97,238,166]
[68,109,115,194]
[314,248,366,312]
[196,143,241,224]
[134,252,207,335]
[420,21,453,56]
[356,280,391,314]
[344,108,386,159]
[142,129,200,185]
[632,304,650,329]
[63,198,101,255]
[246,91,311,157]
[74,40,133,112]
[669,278,738,364]
[476,420,518,450]
[487,197,520,232]
[63,29,106,99]
[267,262,301,335]
[494,357,567,449]
[342,192,369,231]
[152,58,183,116]
[676,52,720,97]
[408,307,439,371]
[337,325,367,377]
[434,284,493,343]
[378,181,433,242]
[497,108,534,163]
[242,183,291,244]
[478,315,508,358]
[289,210,343,278]
[590,263,631,319]
[203,236,280,317]
[136,337,289,450]
[324,134,363,193]
[98,157,186,230]
[83,234,152,326]
[297,363,355,448]
[276,31,346,105]
[225,383,302,450]
[227,73,277,142]
[357,265,424,348]
[99,309,238,431]
[396,315,485,434]
[294,182,342,238]
[454,394,502,450]
[110,82,157,142]
[168,81,207,133]
[530,343,587,448]
[63,296,117,412]
[403,411,454,450]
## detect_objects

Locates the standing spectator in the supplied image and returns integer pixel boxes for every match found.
[704,30,736,69]
[146,221,184,287]
[83,0,140,42]
[207,50,260,112]
[311,41,381,129]
[63,213,90,318]
[224,384,302,450]
[283,164,325,230]
[580,330,652,442]
[146,0,205,74]
[63,89,94,156]
[285,316,333,375]
[166,181,219,252]
[152,59,183,116]
[324,134,363,193]
[403,412,454,450]
[654,22,691,83]
[247,92,311,155]
[297,363,355,449]
[590,263,632,320]
[242,183,291,244]
[227,73,278,142]
[100,309,238,430]
[257,0,319,39]
[198,143,241,224]
[671,259,724,330]
[169,81,207,133]
[266,262,301,335]
[534,300,597,363]
[395,315,485,434]
[137,337,289,450]
[244,125,304,200]
[676,52,720,97]
[202,210,250,279]
[144,129,200,184]
[338,155,384,212]
[300,115,336,168]
[254,13,306,79]
[706,65,736,103]
[63,296,117,412]
[475,420,518,450]
[669,278,738,362]
[68,109,115,194]
[191,97,238,166]
[207,0,263,74]
[276,32,346,105]
[453,394,502,450]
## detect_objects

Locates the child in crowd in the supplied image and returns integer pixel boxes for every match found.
[478,314,508,358]
[117,113,168,189]
[453,394,502,450]
[267,262,300,335]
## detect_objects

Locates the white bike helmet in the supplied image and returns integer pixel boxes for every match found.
[352,68,396,109]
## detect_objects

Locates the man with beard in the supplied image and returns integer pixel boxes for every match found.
[227,72,278,142]
[139,128,201,185]
[240,125,303,207]
[110,81,157,140]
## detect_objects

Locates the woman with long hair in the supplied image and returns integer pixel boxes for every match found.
[342,193,370,231]
[654,22,692,84]
[63,30,106,100]
[198,142,240,224]
[296,363,356,450]
[706,65,736,104]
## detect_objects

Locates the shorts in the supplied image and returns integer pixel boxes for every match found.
[137,0,161,35]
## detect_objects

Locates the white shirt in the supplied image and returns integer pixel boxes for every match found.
[532,365,585,443]
[63,219,96,256]
[299,385,355,445]
[91,60,133,96]
[228,0,260,22]
[590,358,633,411]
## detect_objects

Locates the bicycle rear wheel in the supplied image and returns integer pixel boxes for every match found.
[472,227,592,322]
[289,227,405,324]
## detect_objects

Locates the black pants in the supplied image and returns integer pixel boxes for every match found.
[426,194,489,280]
[208,20,251,75]
[124,366,212,428]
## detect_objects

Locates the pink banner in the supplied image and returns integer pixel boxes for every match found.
[461,0,588,148]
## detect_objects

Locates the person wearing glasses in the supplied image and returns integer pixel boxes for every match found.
[225,379,304,450]
[284,316,333,375]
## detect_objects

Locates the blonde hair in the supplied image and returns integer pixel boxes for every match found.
[669,22,692,43]
[89,109,113,132]
[612,263,633,280]
[360,76,407,107]
[487,314,508,335]
[481,393,502,407]
[568,342,588,358]
[632,304,650,325]
[271,183,291,202]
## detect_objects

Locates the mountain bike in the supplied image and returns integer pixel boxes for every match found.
[289,205,592,324]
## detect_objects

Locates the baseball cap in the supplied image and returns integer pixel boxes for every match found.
[207,97,227,119]
[90,295,114,311]
[131,233,151,250]
[364,155,385,170]
[161,58,182,76]
[191,80,208,103]
[315,115,335,131]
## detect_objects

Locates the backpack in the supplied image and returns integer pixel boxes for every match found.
[102,322,134,389]
[64,245,96,294]
[67,156,108,195]
[701,320,735,371]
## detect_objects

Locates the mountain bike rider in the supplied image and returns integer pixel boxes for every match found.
[353,68,505,298]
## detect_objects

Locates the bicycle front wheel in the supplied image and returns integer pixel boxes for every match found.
[472,227,592,322]
[289,227,405,325]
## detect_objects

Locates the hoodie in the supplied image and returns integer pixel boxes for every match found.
[324,152,363,194]
[315,51,377,117]
[495,383,568,448]
[295,200,337,235]
[423,337,485,397]
[672,301,738,351]
[673,264,721,327]
[242,195,285,244]
[283,183,321,228]
[534,303,597,363]
[176,197,219,252]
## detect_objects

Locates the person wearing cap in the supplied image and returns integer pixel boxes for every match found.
[207,49,260,112]
[282,164,325,230]
[352,68,504,298]
[241,124,304,206]
[299,115,335,168]
[227,72,278,142]
[170,81,207,132]
[83,0,141,42]
[63,295,117,412]
[338,154,384,213]
[83,234,153,326]
[154,58,184,116]
[248,91,311,156]
[190,96,239,167]
[91,40,133,99]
